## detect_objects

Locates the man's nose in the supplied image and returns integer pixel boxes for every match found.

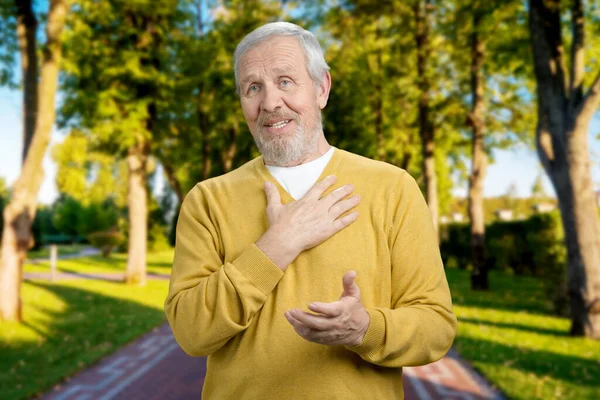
[261,86,283,113]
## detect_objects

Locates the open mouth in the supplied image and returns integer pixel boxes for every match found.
[265,119,292,129]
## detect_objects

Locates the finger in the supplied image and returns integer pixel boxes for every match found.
[332,211,359,231]
[287,309,335,331]
[322,183,354,208]
[342,270,360,297]
[264,181,281,207]
[308,301,343,317]
[329,195,360,218]
[285,311,313,337]
[304,175,337,200]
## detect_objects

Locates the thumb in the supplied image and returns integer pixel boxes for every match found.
[342,270,360,298]
[264,181,281,207]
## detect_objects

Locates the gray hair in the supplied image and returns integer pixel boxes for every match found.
[233,22,330,93]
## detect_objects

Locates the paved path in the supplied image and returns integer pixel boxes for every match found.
[41,323,506,400]
[24,272,170,281]
[28,255,505,399]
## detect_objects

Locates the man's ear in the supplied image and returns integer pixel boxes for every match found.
[316,71,332,110]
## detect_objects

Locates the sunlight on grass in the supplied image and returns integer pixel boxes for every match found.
[0,278,170,400]
[24,249,174,275]
[448,269,600,400]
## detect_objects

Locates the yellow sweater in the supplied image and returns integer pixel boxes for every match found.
[164,148,457,399]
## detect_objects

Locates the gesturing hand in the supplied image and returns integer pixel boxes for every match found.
[264,175,360,252]
[284,271,370,347]
[256,175,360,271]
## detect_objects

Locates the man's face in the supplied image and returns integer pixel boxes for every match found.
[238,36,329,166]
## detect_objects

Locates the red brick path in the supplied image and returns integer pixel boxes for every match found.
[41,323,505,400]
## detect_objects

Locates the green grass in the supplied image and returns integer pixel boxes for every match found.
[1,253,172,400]
[448,268,600,400]
[7,248,600,399]
[24,249,174,276]
[26,244,88,260]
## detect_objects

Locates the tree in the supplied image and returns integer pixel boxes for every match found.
[529,0,600,338]
[414,0,439,233]
[59,0,191,285]
[0,177,8,243]
[440,0,534,289]
[0,0,68,322]
[154,0,284,203]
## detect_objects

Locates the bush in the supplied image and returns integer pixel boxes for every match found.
[440,223,471,269]
[440,211,568,315]
[526,212,568,315]
[88,230,125,257]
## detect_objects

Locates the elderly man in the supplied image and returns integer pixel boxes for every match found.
[165,22,457,399]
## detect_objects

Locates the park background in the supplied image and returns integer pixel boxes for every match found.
[1,0,600,399]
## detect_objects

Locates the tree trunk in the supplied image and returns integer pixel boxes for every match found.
[222,125,239,173]
[414,0,438,233]
[529,0,600,338]
[15,0,38,164]
[0,0,68,321]
[199,93,212,180]
[162,162,184,203]
[468,5,488,290]
[125,141,149,285]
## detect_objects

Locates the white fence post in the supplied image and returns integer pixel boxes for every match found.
[50,244,57,282]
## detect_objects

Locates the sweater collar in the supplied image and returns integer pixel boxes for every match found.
[253,147,344,204]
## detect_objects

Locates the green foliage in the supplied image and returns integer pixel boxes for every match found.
[31,206,62,250]
[441,211,568,315]
[0,176,8,242]
[526,212,568,316]
[52,196,83,238]
[88,230,125,257]
[52,196,120,240]
[442,211,563,269]
[0,1,18,88]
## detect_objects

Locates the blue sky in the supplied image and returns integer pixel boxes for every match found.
[1,86,599,205]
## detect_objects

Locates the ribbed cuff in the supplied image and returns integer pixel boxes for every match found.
[346,308,386,358]
[233,244,284,295]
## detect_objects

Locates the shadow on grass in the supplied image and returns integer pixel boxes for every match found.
[457,317,568,337]
[0,280,166,400]
[454,336,600,389]
[446,268,552,316]
[46,268,125,281]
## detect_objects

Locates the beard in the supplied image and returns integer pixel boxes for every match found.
[254,108,322,167]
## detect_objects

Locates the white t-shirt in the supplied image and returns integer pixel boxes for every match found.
[266,147,335,200]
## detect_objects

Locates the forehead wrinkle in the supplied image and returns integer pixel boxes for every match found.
[239,37,307,83]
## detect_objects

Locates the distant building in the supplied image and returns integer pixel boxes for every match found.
[451,212,464,223]
[532,203,555,213]
[494,209,513,221]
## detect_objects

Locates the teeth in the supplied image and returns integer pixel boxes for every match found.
[268,120,290,129]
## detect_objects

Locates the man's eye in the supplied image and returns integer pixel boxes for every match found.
[248,84,259,94]
[280,79,291,87]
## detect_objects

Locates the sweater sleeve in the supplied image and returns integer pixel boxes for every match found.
[345,172,457,367]
[164,184,284,357]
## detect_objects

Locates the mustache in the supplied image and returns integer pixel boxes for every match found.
[258,111,298,126]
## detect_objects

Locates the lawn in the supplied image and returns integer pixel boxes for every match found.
[5,249,600,400]
[448,268,600,400]
[1,253,171,400]
[24,249,174,276]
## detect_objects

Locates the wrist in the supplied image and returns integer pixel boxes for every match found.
[255,227,301,271]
